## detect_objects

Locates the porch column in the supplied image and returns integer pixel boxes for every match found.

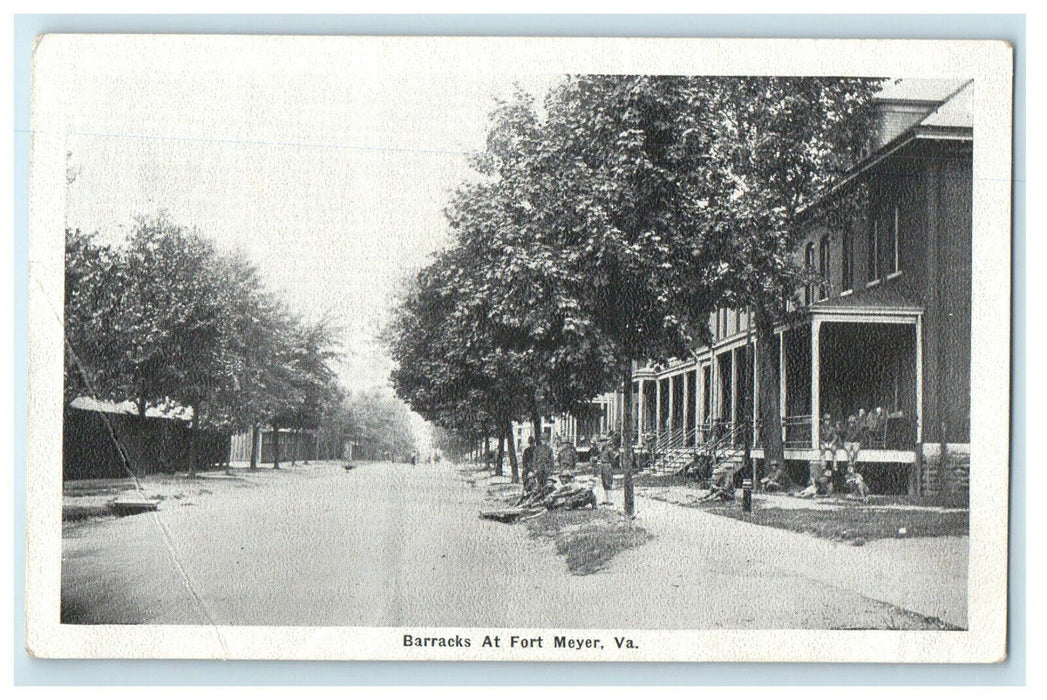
[667,374,675,434]
[682,370,691,442]
[632,382,640,437]
[695,367,703,437]
[915,318,923,443]
[730,347,739,432]
[711,353,720,420]
[752,341,760,445]
[811,319,822,449]
[779,330,788,442]
[655,378,662,443]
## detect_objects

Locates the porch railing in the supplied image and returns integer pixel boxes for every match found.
[633,413,915,456]
[783,414,813,449]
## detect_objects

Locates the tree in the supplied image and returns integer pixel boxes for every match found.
[64,229,126,403]
[485,76,880,506]
[269,317,341,468]
[387,248,518,477]
[447,90,622,437]
[506,77,725,515]
[334,388,420,461]
[64,213,343,476]
[693,77,881,482]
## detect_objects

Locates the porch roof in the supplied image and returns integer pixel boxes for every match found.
[810,284,923,312]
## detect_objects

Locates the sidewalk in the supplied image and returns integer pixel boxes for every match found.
[611,481,968,628]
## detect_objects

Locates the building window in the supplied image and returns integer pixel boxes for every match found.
[804,242,815,305]
[842,229,853,293]
[867,219,880,284]
[887,206,900,275]
[818,235,830,300]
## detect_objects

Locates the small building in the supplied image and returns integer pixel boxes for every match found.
[228,428,319,464]
[512,393,623,460]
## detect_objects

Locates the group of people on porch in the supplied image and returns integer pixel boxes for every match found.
[801,406,889,499]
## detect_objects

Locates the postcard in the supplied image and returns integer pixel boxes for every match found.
[25,34,1013,662]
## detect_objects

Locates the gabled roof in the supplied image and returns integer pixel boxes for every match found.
[875,78,969,104]
[801,79,973,219]
[918,79,974,130]
[68,396,194,420]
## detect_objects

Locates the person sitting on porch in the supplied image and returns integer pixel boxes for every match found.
[761,460,787,492]
[842,414,862,469]
[867,406,888,448]
[820,413,842,475]
[704,461,737,501]
[845,464,870,500]
[798,457,830,498]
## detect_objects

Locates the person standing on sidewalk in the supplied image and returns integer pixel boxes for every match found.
[521,436,536,493]
[593,437,617,504]
[557,437,577,474]
[533,437,555,495]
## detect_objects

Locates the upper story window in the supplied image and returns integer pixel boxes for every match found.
[818,235,830,300]
[804,242,815,305]
[867,219,880,284]
[841,229,854,293]
[886,206,900,276]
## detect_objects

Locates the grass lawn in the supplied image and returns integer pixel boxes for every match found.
[636,469,969,544]
[524,508,652,575]
[700,499,968,544]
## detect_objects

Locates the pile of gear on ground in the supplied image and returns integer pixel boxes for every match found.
[479,436,601,523]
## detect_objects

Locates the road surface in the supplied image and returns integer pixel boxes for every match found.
[61,461,963,628]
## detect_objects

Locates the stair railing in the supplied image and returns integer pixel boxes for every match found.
[651,425,699,473]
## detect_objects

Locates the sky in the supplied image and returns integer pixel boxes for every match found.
[43,35,967,398]
[51,35,558,392]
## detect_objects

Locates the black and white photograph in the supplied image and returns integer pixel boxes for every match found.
[24,35,1013,662]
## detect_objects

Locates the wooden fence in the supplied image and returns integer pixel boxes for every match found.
[63,407,230,481]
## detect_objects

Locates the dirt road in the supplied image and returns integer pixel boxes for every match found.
[61,461,961,628]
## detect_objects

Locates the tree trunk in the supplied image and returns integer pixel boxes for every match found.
[504,418,520,484]
[291,429,298,467]
[530,397,542,446]
[249,424,260,470]
[272,426,281,469]
[620,360,636,517]
[495,429,505,477]
[755,305,790,487]
[137,396,148,419]
[188,405,198,478]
